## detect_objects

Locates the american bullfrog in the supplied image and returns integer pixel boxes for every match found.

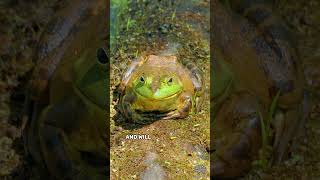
[24,0,108,179]
[119,54,203,123]
[212,0,306,178]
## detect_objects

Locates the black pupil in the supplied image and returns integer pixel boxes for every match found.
[97,48,108,64]
[140,77,144,82]
[168,78,173,83]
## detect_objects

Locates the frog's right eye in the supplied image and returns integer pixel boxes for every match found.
[167,77,173,85]
[140,76,145,83]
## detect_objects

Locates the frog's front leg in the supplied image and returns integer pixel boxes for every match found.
[162,92,193,120]
[121,92,149,123]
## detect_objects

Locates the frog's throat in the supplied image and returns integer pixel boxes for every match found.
[134,89,182,101]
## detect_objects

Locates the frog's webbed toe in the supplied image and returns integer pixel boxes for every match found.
[162,111,182,120]
[213,92,262,178]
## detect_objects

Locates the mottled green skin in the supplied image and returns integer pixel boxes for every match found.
[119,55,202,123]
[25,1,108,179]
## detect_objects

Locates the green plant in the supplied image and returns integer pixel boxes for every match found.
[111,0,129,46]
[255,91,281,168]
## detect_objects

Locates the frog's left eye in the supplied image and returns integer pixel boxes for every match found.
[140,76,145,83]
[167,77,173,85]
[97,48,108,64]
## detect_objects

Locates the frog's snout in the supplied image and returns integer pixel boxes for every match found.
[151,82,159,93]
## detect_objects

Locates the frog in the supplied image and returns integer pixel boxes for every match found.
[118,54,203,123]
[211,0,307,178]
[24,0,108,179]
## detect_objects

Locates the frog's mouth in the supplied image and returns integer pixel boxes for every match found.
[134,81,184,100]
[134,89,182,101]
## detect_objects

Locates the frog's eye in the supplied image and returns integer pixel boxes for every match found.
[167,77,173,85]
[140,76,145,83]
[97,48,108,64]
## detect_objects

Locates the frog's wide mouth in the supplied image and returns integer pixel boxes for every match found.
[134,89,182,100]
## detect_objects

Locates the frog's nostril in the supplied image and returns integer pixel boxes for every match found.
[151,84,158,93]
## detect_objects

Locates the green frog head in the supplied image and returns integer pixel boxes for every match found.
[133,72,183,101]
